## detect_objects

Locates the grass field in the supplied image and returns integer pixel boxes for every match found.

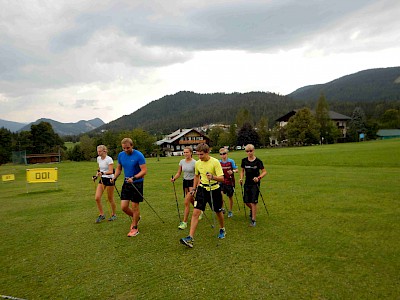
[1,139,399,299]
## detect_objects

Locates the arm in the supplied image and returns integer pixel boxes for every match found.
[126,163,147,183]
[254,168,267,183]
[112,163,122,182]
[190,173,200,195]
[239,168,245,185]
[171,165,182,182]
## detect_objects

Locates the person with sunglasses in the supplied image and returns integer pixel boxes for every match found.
[219,148,238,218]
[239,144,267,227]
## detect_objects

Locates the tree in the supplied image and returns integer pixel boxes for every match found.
[380,109,400,129]
[237,122,260,147]
[236,108,253,128]
[257,116,270,147]
[347,107,367,142]
[208,127,224,149]
[79,135,96,161]
[315,93,341,144]
[0,128,12,164]
[30,122,64,153]
[286,108,320,145]
[228,123,237,147]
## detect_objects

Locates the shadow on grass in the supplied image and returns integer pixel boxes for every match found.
[16,188,64,197]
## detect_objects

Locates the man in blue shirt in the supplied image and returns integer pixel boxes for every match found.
[113,138,147,237]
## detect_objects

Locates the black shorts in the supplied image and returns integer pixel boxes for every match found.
[183,179,194,189]
[221,183,234,197]
[121,182,144,203]
[99,177,114,187]
[194,186,223,212]
[243,184,259,204]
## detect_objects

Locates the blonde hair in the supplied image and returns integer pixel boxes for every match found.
[121,138,133,146]
[219,147,228,153]
[184,146,193,153]
[245,144,255,151]
[97,145,107,151]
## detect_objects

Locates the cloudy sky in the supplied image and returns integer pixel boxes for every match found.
[1,0,399,124]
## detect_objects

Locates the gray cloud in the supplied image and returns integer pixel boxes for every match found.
[0,0,399,122]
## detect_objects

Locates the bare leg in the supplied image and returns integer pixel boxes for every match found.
[95,184,104,215]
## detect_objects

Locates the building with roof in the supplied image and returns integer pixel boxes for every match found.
[376,129,400,140]
[156,128,210,156]
[276,109,351,139]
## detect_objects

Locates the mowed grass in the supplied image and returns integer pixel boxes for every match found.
[0,139,399,299]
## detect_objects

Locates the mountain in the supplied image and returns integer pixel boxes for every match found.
[0,119,27,132]
[19,118,105,136]
[288,67,400,101]
[93,91,305,134]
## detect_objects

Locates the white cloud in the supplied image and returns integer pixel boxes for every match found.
[0,0,399,123]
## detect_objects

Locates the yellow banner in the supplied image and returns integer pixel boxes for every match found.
[2,174,15,181]
[26,168,58,183]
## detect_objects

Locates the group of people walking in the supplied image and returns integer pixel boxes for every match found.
[93,138,267,248]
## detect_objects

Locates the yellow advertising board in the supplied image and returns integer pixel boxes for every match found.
[2,174,15,182]
[26,168,58,183]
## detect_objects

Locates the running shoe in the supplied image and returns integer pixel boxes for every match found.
[199,211,203,220]
[180,236,194,248]
[249,220,256,227]
[95,215,105,223]
[178,221,187,230]
[108,215,117,221]
[218,228,226,239]
[127,227,139,237]
[227,211,233,218]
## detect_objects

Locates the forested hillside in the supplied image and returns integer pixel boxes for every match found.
[93,67,400,135]
[95,92,306,134]
[289,67,400,101]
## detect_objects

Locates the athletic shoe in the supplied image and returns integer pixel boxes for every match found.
[178,221,187,230]
[95,215,105,223]
[249,220,256,227]
[228,211,233,218]
[108,215,117,221]
[180,236,194,248]
[199,211,203,220]
[218,228,226,239]
[127,227,139,237]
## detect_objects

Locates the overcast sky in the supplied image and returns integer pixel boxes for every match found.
[1,0,399,124]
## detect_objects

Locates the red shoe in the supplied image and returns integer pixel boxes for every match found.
[127,227,139,237]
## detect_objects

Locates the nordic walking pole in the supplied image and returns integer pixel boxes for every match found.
[230,175,240,211]
[256,184,269,215]
[172,175,181,222]
[239,182,247,220]
[130,182,165,223]
[207,175,218,238]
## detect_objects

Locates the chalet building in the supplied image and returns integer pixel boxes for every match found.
[156,128,210,156]
[276,109,351,139]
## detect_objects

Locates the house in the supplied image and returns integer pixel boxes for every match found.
[156,128,210,156]
[276,109,351,139]
[376,129,400,140]
[25,153,61,164]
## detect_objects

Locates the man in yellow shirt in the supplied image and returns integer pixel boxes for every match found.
[180,143,225,248]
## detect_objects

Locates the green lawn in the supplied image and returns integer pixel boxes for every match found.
[1,139,399,299]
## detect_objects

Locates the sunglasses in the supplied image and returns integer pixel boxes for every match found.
[220,152,227,155]
[246,149,254,152]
